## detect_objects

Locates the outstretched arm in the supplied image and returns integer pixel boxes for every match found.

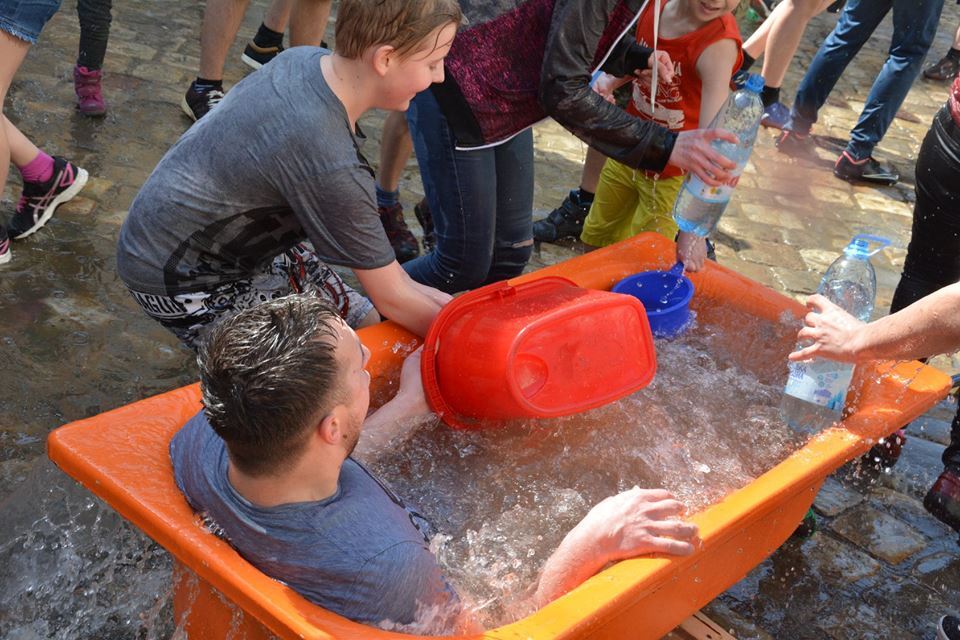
[789,284,960,363]
[354,262,452,337]
[534,488,698,605]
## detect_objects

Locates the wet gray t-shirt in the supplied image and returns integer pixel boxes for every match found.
[117,47,396,296]
[170,412,459,626]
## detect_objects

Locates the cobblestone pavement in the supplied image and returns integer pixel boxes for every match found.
[0,1,958,638]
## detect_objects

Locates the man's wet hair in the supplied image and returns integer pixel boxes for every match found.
[335,0,463,60]
[197,295,344,477]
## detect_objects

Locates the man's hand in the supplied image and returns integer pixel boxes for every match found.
[394,346,432,417]
[788,294,866,363]
[669,129,737,186]
[593,72,622,104]
[634,50,675,89]
[676,231,708,272]
[585,487,699,560]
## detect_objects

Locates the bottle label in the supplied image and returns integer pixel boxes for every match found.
[784,359,853,411]
[685,168,743,204]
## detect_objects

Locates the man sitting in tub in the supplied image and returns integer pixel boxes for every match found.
[170,294,699,632]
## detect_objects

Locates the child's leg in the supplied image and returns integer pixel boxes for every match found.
[579,160,641,248]
[0,31,31,198]
[289,0,331,47]
[76,0,112,70]
[628,174,683,239]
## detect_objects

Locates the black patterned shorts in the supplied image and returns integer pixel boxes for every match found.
[128,243,375,350]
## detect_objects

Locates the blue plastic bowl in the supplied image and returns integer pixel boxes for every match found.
[612,265,695,338]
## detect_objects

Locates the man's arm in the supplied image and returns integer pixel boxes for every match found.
[534,488,698,605]
[539,0,735,184]
[354,262,452,337]
[789,284,960,364]
[357,348,433,456]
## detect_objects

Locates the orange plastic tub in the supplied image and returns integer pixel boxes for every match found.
[47,232,951,640]
[421,276,656,428]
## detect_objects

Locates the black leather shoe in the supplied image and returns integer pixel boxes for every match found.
[833,151,899,186]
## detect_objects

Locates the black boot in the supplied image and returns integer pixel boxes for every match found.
[533,189,592,243]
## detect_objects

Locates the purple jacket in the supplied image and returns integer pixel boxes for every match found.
[432,0,675,173]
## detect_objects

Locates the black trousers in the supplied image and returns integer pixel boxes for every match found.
[76,0,112,70]
[892,105,960,473]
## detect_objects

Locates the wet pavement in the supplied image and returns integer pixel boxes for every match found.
[1,0,958,637]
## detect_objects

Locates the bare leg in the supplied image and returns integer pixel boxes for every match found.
[198,0,253,79]
[377,111,414,192]
[3,117,41,168]
[954,23,960,49]
[262,0,293,34]
[289,0,332,47]
[579,147,606,194]
[741,4,778,60]
[0,31,31,194]
[760,0,833,89]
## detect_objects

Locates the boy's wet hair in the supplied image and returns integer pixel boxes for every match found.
[335,0,463,60]
[197,294,344,477]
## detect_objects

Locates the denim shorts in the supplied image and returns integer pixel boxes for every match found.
[0,0,63,44]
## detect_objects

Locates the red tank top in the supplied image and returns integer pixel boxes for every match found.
[626,3,742,178]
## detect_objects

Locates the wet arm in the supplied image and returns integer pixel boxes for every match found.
[353,262,451,338]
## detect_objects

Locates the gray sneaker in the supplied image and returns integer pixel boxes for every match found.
[533,189,592,243]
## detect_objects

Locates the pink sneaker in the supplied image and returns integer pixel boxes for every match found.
[74,65,106,117]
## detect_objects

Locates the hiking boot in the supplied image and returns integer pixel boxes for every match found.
[73,65,106,117]
[378,203,419,263]
[924,469,960,538]
[924,55,960,82]
[413,198,436,252]
[0,225,10,265]
[760,102,790,130]
[8,157,89,239]
[833,151,899,186]
[862,428,906,469]
[181,83,225,122]
[241,41,284,70]
[775,130,815,158]
[533,189,592,243]
[940,615,960,640]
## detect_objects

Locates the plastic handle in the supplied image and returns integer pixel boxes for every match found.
[851,233,891,257]
[668,261,685,277]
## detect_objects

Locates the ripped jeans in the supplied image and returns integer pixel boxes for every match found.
[403,89,534,294]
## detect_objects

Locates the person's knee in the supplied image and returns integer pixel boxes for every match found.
[431,249,495,292]
[488,238,534,282]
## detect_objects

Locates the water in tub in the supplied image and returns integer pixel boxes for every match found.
[0,307,860,636]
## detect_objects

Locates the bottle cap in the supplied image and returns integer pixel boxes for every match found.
[744,73,765,93]
[844,233,891,258]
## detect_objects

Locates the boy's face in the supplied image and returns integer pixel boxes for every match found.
[377,22,458,111]
[687,0,739,21]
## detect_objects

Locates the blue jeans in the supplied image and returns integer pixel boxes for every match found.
[787,0,943,160]
[0,0,62,43]
[403,90,534,294]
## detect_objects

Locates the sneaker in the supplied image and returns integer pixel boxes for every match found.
[939,615,960,640]
[775,130,815,158]
[833,151,899,186]
[730,69,749,91]
[241,41,284,70]
[924,469,960,537]
[378,203,419,263]
[760,102,790,130]
[8,157,89,239]
[413,198,436,253]
[0,225,10,265]
[862,428,906,469]
[533,189,592,243]
[73,65,106,117]
[181,83,225,122]
[924,55,960,82]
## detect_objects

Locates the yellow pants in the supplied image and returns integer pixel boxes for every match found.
[580,159,684,248]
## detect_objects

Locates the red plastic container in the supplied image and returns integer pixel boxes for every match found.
[421,276,657,429]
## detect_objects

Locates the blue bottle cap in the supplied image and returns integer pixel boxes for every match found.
[844,233,891,258]
[744,73,765,93]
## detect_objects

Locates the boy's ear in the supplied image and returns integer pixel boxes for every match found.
[370,44,396,77]
[317,411,343,445]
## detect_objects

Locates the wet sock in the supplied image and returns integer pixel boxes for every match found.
[948,47,960,62]
[740,51,756,72]
[253,23,284,49]
[193,77,223,91]
[18,150,54,185]
[376,186,400,209]
[761,85,781,108]
[576,187,595,206]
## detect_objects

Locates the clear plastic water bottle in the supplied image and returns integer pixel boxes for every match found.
[672,73,765,236]
[780,234,891,432]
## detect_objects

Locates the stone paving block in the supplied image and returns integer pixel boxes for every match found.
[737,240,806,270]
[801,533,882,583]
[830,504,926,564]
[881,435,948,501]
[816,600,919,640]
[860,579,953,637]
[813,477,864,517]
[771,267,818,295]
[866,485,955,542]
[913,551,960,604]
[702,600,775,640]
[911,415,953,447]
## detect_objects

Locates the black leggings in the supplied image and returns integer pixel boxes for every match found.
[76,0,112,70]
[892,105,960,473]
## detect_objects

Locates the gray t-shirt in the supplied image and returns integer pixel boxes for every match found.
[170,412,459,627]
[117,47,396,296]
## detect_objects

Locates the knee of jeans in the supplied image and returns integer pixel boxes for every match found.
[488,238,534,282]
[430,250,494,292]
